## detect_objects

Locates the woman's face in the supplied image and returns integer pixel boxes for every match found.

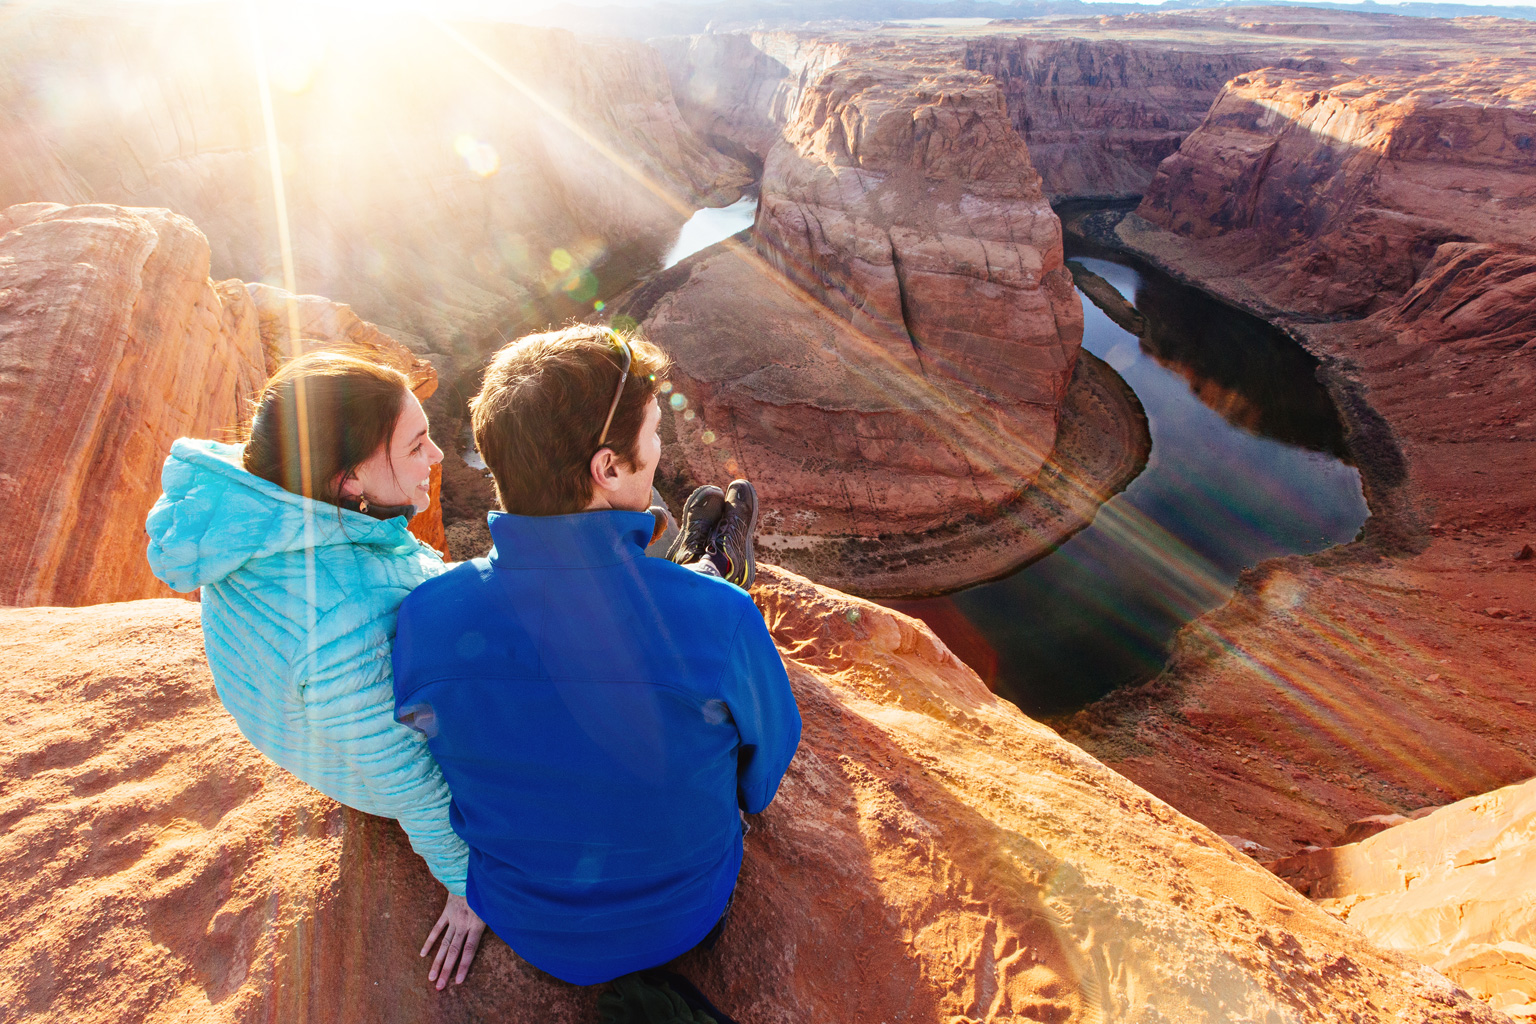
[342,391,443,511]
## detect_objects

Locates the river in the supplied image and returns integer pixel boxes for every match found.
[888,246,1369,717]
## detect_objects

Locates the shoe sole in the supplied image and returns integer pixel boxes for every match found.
[725,480,758,590]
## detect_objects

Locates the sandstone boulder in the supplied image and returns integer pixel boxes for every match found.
[1269,775,1536,1018]
[0,571,1506,1023]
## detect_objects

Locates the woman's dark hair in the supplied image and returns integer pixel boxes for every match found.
[242,349,410,506]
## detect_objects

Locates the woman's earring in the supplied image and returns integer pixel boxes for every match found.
[358,498,369,513]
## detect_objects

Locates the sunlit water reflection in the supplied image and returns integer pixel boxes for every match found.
[661,193,756,268]
[889,251,1369,717]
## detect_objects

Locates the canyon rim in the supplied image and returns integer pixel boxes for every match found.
[2,1,1535,1022]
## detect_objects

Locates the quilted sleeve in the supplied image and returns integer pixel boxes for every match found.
[293,600,469,896]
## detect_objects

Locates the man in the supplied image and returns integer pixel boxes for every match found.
[392,324,801,987]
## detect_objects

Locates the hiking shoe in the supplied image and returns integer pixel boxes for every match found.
[707,479,758,590]
[665,485,726,565]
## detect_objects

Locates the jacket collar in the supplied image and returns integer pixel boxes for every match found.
[487,509,654,570]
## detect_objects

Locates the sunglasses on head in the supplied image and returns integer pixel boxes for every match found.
[595,328,632,451]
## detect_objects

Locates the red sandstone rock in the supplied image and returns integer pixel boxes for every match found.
[0,5,750,376]
[0,202,449,608]
[0,574,1506,1023]
[0,202,269,607]
[1271,777,1536,1018]
[1377,242,1536,353]
[963,38,1267,198]
[636,52,1083,545]
[1137,58,1536,316]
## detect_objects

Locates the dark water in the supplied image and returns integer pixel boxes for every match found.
[889,248,1369,718]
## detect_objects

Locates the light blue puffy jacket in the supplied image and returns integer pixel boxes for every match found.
[145,438,468,894]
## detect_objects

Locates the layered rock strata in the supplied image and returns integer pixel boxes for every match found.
[1135,57,1536,316]
[0,203,269,607]
[0,202,448,607]
[1269,776,1536,1019]
[1072,47,1536,857]
[617,52,1093,592]
[0,3,750,377]
[963,39,1268,198]
[0,573,1506,1023]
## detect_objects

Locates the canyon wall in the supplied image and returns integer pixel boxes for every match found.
[963,38,1268,199]
[656,31,849,164]
[0,203,269,607]
[626,46,1085,567]
[0,202,448,608]
[1077,24,1536,868]
[0,571,1506,1024]
[0,3,749,376]
[1136,56,1536,316]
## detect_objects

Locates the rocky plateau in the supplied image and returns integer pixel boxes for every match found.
[0,571,1505,1024]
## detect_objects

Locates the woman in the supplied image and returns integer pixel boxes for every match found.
[145,349,486,988]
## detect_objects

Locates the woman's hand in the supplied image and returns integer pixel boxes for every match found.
[420,893,486,990]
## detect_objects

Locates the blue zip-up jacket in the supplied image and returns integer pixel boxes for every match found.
[145,438,468,895]
[392,510,800,985]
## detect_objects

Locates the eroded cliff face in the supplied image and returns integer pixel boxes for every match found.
[625,49,1086,581]
[1136,57,1536,316]
[0,572,1506,1024]
[0,202,449,607]
[0,203,269,607]
[656,31,849,165]
[963,38,1268,199]
[1077,31,1536,864]
[0,3,750,375]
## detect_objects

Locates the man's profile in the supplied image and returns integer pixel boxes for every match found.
[392,324,801,985]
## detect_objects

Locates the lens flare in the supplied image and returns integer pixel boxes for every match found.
[453,134,499,177]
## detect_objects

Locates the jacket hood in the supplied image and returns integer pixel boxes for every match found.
[146,438,429,593]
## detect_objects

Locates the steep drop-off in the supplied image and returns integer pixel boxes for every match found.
[1076,38,1536,859]
[0,3,749,377]
[0,202,447,607]
[615,47,1105,594]
[1135,56,1536,316]
[0,573,1506,1024]
[963,38,1268,199]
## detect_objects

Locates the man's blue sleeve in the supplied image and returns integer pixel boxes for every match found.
[717,604,801,814]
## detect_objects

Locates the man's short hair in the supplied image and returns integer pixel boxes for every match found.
[470,324,671,516]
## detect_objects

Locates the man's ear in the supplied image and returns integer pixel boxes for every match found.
[589,448,620,493]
